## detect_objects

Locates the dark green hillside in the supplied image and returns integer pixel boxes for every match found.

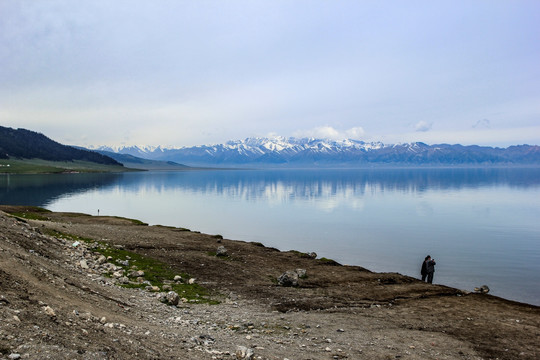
[95,150,191,170]
[0,126,120,166]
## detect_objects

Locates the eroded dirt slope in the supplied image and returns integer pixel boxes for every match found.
[0,206,538,359]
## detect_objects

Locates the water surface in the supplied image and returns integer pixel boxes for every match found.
[1,168,539,305]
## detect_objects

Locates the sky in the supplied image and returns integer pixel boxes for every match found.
[1,1,539,148]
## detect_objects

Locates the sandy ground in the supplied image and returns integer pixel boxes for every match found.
[0,206,538,360]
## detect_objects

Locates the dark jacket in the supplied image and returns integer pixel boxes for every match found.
[421,261,428,275]
[426,260,436,273]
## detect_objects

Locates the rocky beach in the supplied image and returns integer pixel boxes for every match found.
[0,205,538,360]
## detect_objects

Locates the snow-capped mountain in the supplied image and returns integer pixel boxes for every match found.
[93,137,540,167]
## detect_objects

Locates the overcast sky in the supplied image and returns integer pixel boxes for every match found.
[1,1,539,148]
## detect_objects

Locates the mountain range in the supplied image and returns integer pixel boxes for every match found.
[1,125,538,169]
[92,137,540,167]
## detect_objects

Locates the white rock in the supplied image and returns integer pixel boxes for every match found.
[277,271,299,287]
[216,246,228,257]
[235,346,254,359]
[295,268,307,278]
[43,306,56,317]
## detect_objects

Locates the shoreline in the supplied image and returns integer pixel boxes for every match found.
[1,205,539,359]
[4,205,540,310]
[47,206,540,308]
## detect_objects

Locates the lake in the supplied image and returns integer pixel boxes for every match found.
[1,167,539,306]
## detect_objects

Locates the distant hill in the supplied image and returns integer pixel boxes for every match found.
[96,137,540,167]
[94,150,191,170]
[0,126,121,166]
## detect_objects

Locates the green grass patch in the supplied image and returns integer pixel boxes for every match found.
[0,158,132,174]
[0,159,65,174]
[4,206,52,221]
[10,212,49,221]
[171,283,219,305]
[44,228,217,304]
[43,228,94,243]
[96,246,175,285]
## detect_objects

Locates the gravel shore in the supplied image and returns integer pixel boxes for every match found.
[0,206,538,359]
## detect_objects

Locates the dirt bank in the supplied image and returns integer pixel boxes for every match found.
[0,206,538,359]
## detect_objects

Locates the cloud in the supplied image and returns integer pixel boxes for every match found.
[294,126,366,140]
[472,119,491,129]
[415,121,433,132]
[345,127,366,139]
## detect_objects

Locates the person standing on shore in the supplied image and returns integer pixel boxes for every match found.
[420,255,429,281]
[425,255,436,284]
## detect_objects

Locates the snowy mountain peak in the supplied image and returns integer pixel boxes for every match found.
[90,137,540,167]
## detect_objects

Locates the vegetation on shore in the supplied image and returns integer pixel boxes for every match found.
[3,206,217,304]
[47,228,217,304]
[0,126,131,174]
[0,158,132,174]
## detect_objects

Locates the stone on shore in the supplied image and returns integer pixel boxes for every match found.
[235,345,254,359]
[474,285,490,294]
[128,270,145,278]
[165,291,180,306]
[277,270,299,287]
[96,255,107,265]
[216,245,228,257]
[42,306,56,317]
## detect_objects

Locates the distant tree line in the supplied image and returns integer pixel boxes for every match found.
[0,126,121,166]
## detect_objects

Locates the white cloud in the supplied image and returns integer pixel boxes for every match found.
[294,126,366,140]
[415,121,433,132]
[472,119,491,128]
[345,127,366,139]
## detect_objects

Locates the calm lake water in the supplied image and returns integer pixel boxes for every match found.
[1,168,539,306]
